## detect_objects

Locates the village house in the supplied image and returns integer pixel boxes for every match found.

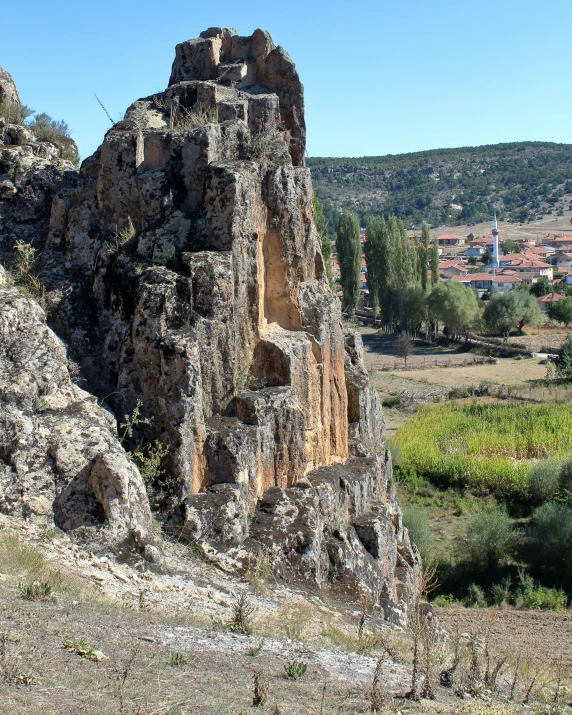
[537,293,566,312]
[437,233,466,247]
[557,254,572,273]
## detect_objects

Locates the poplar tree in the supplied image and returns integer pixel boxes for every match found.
[336,211,361,317]
[364,216,390,323]
[419,221,431,293]
[312,193,333,289]
[430,237,440,285]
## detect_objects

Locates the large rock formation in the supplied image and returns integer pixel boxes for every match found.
[0,266,158,560]
[0,65,77,264]
[1,30,419,622]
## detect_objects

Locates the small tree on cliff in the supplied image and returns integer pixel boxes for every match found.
[336,210,361,317]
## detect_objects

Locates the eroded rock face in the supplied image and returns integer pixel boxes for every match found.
[1,30,418,621]
[0,282,157,557]
[0,65,78,263]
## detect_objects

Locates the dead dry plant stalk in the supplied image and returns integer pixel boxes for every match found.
[230,590,256,634]
[440,621,461,688]
[370,657,386,713]
[117,645,139,715]
[252,666,268,707]
[508,654,521,700]
[406,564,440,701]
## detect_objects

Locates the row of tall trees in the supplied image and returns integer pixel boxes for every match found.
[336,208,439,329]
[332,207,541,339]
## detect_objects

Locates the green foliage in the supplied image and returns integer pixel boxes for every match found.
[515,570,567,610]
[283,660,307,680]
[525,502,572,592]
[312,193,334,289]
[20,580,52,601]
[402,505,433,560]
[119,400,152,442]
[483,290,540,338]
[553,334,572,379]
[393,402,572,497]
[464,505,516,571]
[501,239,521,255]
[9,240,45,306]
[529,460,561,504]
[530,278,552,297]
[430,239,440,285]
[559,458,572,494]
[465,583,487,607]
[428,281,480,338]
[547,297,572,326]
[309,142,572,227]
[336,210,361,317]
[168,651,188,667]
[28,112,71,141]
[364,215,389,318]
[63,637,100,661]
[0,100,34,125]
[129,440,171,509]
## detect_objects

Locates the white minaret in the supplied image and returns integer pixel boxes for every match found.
[492,212,500,269]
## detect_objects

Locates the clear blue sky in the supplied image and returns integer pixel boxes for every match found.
[2,0,571,160]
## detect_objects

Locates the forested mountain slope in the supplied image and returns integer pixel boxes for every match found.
[308,142,572,229]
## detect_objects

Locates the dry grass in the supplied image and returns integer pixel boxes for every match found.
[388,358,546,388]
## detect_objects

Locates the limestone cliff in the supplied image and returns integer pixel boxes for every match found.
[0,31,419,623]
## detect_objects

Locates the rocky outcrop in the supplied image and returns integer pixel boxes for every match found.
[0,277,158,559]
[0,66,77,264]
[0,31,418,621]
[0,65,21,106]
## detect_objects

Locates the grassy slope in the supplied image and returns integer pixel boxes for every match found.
[309,141,572,228]
[394,402,572,495]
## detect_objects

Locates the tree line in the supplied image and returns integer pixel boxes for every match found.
[331,205,541,341]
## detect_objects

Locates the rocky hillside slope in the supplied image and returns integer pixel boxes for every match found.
[309,142,572,229]
[0,30,419,624]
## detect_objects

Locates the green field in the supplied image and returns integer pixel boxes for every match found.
[393,402,572,496]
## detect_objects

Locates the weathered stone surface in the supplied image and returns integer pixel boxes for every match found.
[0,31,418,622]
[0,66,78,263]
[0,283,157,554]
[0,65,20,106]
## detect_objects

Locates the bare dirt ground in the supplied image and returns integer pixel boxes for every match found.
[2,517,571,715]
[437,607,572,666]
[387,359,546,389]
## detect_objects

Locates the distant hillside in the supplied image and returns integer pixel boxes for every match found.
[308,141,572,231]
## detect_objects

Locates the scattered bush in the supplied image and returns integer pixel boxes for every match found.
[27,112,71,142]
[9,240,45,305]
[387,440,403,465]
[525,501,572,592]
[464,506,516,572]
[515,570,567,610]
[529,460,561,503]
[0,100,34,125]
[247,130,287,163]
[489,577,512,606]
[172,105,217,131]
[402,505,433,560]
[558,458,572,494]
[465,583,487,607]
